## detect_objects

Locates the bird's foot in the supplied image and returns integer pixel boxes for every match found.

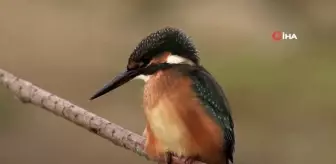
[163,151,176,164]
[160,152,200,164]
[182,155,200,164]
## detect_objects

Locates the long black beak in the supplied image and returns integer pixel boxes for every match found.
[90,69,142,100]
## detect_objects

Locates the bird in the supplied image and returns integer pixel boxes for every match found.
[90,27,235,164]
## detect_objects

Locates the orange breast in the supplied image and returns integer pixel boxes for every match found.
[143,69,226,164]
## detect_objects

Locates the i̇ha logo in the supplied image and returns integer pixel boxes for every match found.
[272,31,298,41]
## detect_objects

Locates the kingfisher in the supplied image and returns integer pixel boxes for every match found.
[90,27,235,164]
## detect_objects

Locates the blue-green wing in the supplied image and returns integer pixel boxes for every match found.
[188,66,235,163]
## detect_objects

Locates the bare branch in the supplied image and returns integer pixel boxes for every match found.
[0,68,205,164]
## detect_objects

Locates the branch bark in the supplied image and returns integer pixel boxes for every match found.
[0,68,205,164]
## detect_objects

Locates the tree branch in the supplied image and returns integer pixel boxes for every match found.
[0,68,205,164]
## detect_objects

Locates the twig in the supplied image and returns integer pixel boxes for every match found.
[0,68,205,164]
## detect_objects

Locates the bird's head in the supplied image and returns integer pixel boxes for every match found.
[90,27,199,100]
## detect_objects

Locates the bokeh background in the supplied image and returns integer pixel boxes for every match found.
[0,1,335,164]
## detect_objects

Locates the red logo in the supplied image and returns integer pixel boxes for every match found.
[272,31,282,41]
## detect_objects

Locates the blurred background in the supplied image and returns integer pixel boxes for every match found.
[0,0,335,164]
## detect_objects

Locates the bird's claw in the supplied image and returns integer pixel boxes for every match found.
[164,151,174,164]
[163,152,199,164]
[181,155,199,164]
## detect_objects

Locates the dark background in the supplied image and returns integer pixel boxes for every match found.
[0,1,335,164]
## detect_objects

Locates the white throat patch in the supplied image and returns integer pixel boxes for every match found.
[135,74,150,82]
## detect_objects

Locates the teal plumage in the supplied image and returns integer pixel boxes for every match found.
[189,66,235,163]
[173,64,235,163]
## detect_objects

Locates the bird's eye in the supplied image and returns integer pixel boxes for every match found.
[138,62,145,67]
[139,58,151,68]
[127,61,147,71]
